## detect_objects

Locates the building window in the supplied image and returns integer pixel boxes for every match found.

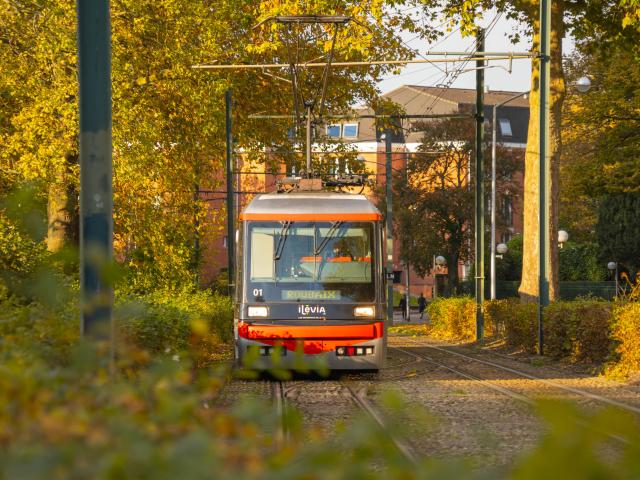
[498,118,513,137]
[502,195,513,227]
[326,124,341,138]
[223,235,228,248]
[501,232,512,244]
[342,123,359,138]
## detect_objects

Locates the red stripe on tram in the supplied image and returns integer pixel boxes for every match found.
[238,322,383,354]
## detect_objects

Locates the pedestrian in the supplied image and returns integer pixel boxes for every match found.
[399,294,407,321]
[418,293,426,320]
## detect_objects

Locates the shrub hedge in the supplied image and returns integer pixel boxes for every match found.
[118,290,233,354]
[426,296,478,340]
[607,302,640,379]
[543,300,612,363]
[0,289,233,369]
[484,299,537,352]
[426,296,640,378]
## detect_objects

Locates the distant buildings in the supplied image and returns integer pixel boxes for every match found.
[201,86,530,298]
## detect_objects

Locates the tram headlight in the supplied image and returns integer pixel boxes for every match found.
[247,306,269,317]
[353,306,375,317]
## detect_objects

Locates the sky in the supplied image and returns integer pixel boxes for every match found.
[377,9,575,95]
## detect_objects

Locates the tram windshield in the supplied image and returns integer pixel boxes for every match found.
[247,221,375,302]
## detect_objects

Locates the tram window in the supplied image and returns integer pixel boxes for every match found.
[247,222,375,302]
[250,232,274,280]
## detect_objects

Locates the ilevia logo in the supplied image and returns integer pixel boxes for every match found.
[298,304,327,317]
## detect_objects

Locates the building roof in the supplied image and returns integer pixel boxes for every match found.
[401,85,530,108]
[241,192,382,221]
[346,85,530,145]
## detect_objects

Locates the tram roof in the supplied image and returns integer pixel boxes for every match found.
[240,192,382,221]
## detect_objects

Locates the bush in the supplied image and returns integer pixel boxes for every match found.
[0,288,234,371]
[484,299,538,353]
[118,289,234,354]
[427,296,477,340]
[0,298,79,366]
[559,242,608,281]
[544,300,612,363]
[606,302,640,379]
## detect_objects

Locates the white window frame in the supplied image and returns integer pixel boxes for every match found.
[326,124,342,138]
[341,123,359,138]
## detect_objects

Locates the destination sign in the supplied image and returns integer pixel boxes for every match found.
[282,290,341,300]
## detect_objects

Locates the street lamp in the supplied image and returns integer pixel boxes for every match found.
[433,255,446,298]
[574,76,592,93]
[490,91,528,300]
[607,261,619,298]
[558,230,569,248]
[496,242,508,258]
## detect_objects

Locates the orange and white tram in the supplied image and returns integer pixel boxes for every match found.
[234,189,387,371]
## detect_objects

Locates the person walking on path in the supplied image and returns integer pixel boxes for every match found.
[399,295,407,321]
[418,293,426,320]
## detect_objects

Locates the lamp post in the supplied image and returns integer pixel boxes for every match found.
[490,91,528,301]
[607,261,619,298]
[434,255,446,298]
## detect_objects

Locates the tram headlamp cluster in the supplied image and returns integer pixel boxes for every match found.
[247,306,269,317]
[353,306,375,317]
[254,346,286,356]
[336,346,374,356]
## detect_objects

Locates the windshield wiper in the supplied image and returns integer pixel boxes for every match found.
[273,221,292,261]
[314,221,343,256]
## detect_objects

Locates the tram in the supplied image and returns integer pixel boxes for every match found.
[234,179,387,370]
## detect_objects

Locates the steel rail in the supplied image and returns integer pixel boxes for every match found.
[191,54,535,70]
[275,378,419,463]
[404,339,640,415]
[272,381,288,445]
[390,345,630,445]
[340,382,420,464]
[391,346,532,404]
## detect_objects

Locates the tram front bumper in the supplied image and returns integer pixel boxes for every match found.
[236,337,384,370]
[235,321,385,370]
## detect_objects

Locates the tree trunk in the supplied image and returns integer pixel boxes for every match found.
[519,4,565,302]
[46,154,79,252]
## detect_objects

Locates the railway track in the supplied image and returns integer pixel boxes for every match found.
[391,340,639,445]
[272,378,419,464]
[401,338,640,415]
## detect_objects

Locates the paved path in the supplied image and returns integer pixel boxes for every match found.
[392,308,428,325]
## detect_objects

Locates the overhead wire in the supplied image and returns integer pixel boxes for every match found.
[420,12,503,114]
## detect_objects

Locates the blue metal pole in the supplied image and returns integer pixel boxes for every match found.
[77,0,113,339]
[538,0,551,355]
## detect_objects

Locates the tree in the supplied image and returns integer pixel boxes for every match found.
[0,1,78,252]
[393,117,521,293]
[413,0,638,301]
[1,0,431,290]
[560,39,640,244]
[596,193,640,274]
